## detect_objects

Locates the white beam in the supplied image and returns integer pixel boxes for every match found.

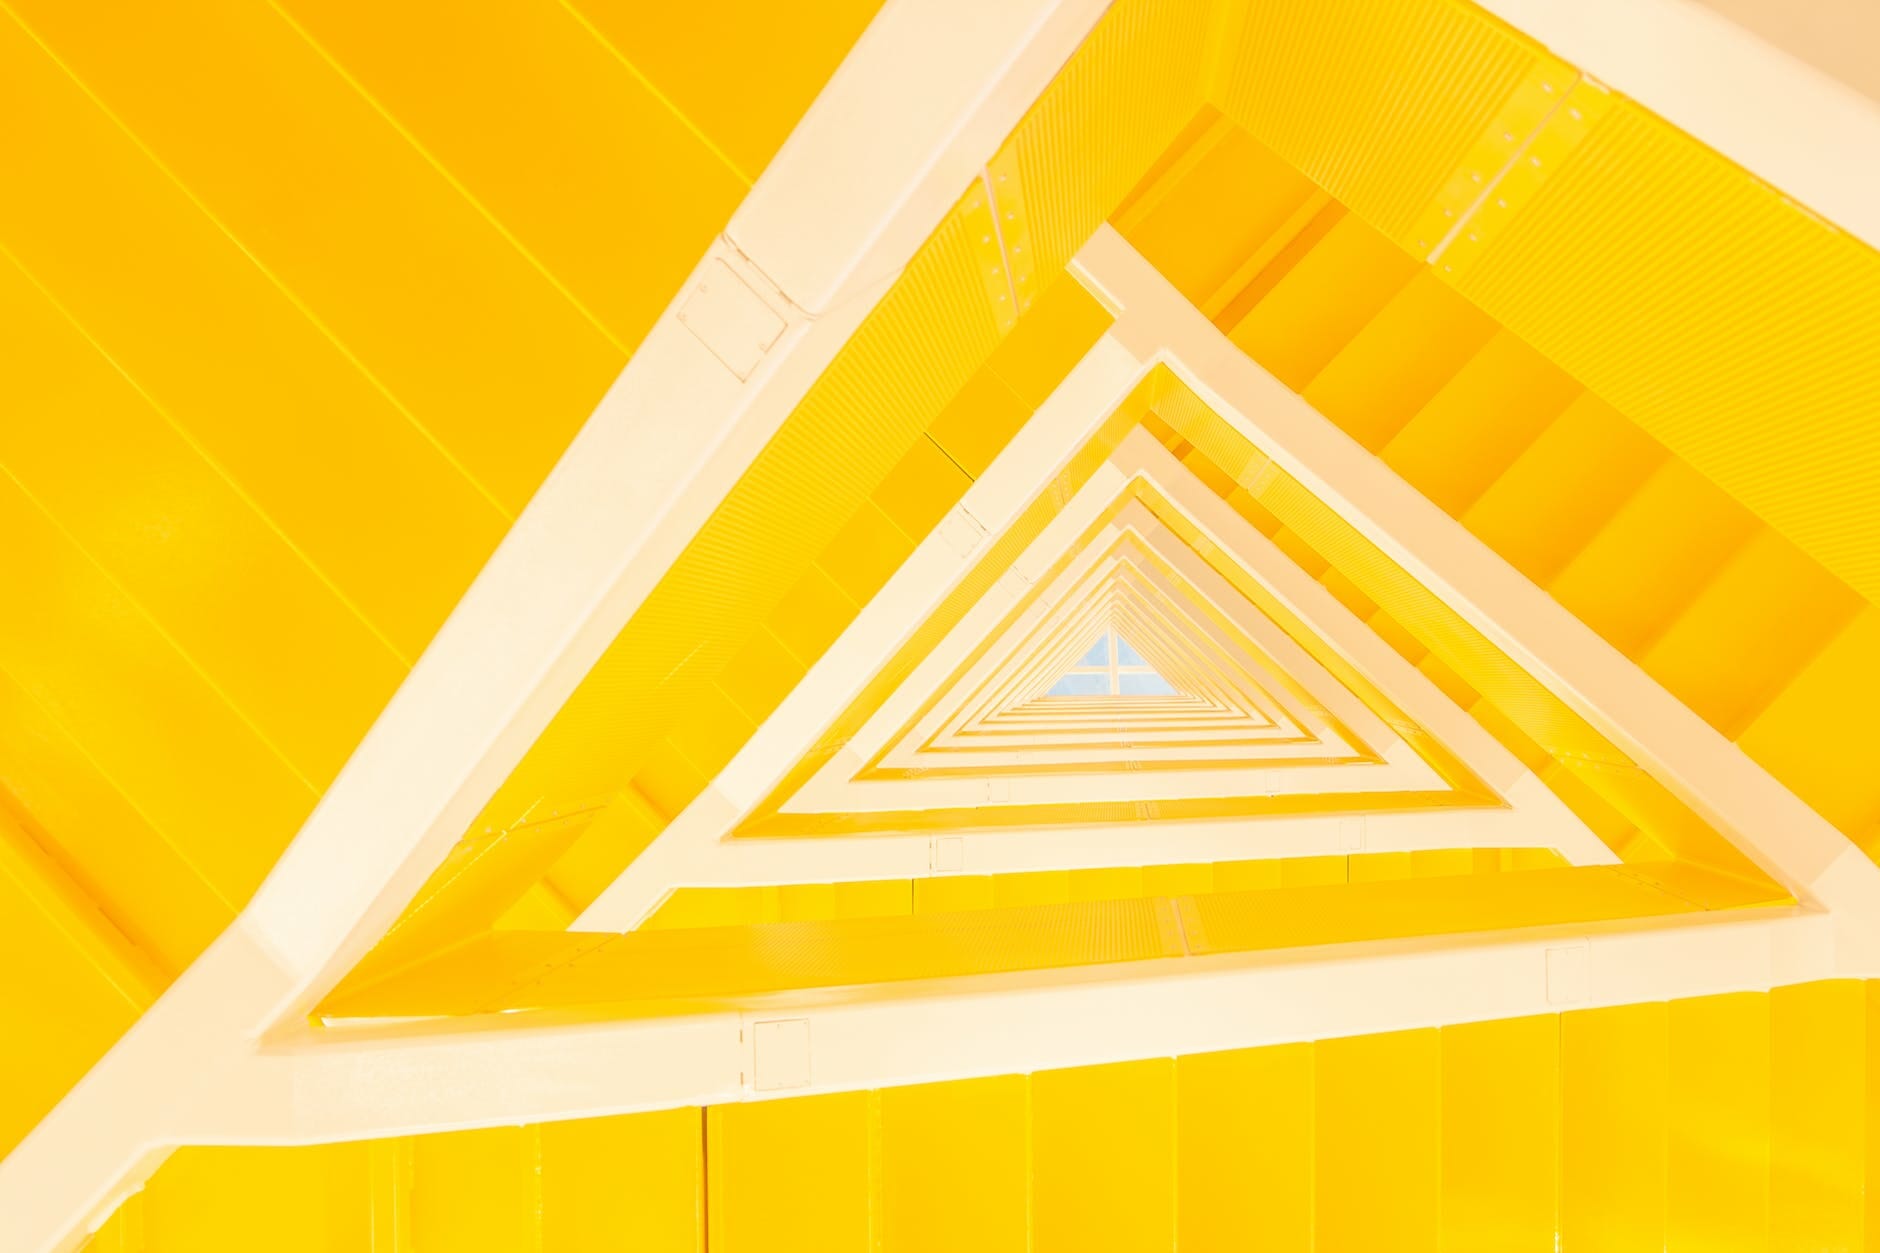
[210,907,1825,1144]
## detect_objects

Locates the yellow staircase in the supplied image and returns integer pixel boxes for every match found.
[1118,114,1880,863]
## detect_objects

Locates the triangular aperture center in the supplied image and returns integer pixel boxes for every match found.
[1045,627,1177,697]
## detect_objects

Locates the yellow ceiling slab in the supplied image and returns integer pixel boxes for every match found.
[5,0,626,515]
[0,13,506,659]
[270,0,748,356]
[0,474,315,905]
[563,0,885,184]
[0,666,228,971]
[0,256,406,792]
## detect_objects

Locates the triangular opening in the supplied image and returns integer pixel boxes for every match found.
[1045,627,1177,697]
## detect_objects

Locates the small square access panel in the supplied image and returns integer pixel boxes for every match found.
[678,256,787,380]
[751,1018,812,1092]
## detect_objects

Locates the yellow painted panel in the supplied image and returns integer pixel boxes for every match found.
[0,810,158,1009]
[1032,1059,1175,1253]
[1227,212,1420,390]
[1455,100,1880,608]
[1304,270,1499,451]
[1770,980,1867,1251]
[834,878,914,919]
[881,1077,1027,1253]
[542,786,666,910]
[0,475,312,904]
[1643,529,1864,738]
[0,258,405,789]
[1668,992,1769,1252]
[925,369,1032,480]
[1142,862,1214,896]
[1280,854,1347,887]
[1442,1015,1557,1251]
[1319,566,1380,622]
[632,738,709,820]
[1462,392,1668,586]
[492,880,575,931]
[1869,982,1880,1245]
[644,886,779,931]
[273,0,745,354]
[1740,609,1880,842]
[8,0,624,515]
[147,1144,369,1253]
[1380,330,1583,517]
[1123,121,1321,311]
[1562,1002,1667,1250]
[361,810,594,978]
[983,273,1114,411]
[1069,866,1146,901]
[77,1195,141,1253]
[1548,459,1760,657]
[992,869,1073,908]
[912,876,995,915]
[0,20,504,658]
[412,1126,538,1250]
[872,436,973,544]
[820,501,918,608]
[1214,0,1542,239]
[1177,1044,1312,1251]
[1212,859,1282,891]
[563,0,883,181]
[0,665,228,970]
[541,1108,702,1252]
[767,566,862,669]
[1316,1028,1440,1252]
[708,1093,871,1253]
[0,867,145,1155]
[715,628,808,726]
[664,687,757,778]
[1348,851,1414,883]
[777,883,838,922]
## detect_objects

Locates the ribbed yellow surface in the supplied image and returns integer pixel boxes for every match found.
[999,0,1212,278]
[1456,99,1880,608]
[94,981,1880,1251]
[1212,0,1542,241]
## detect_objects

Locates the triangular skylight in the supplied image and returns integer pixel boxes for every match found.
[1046,627,1176,696]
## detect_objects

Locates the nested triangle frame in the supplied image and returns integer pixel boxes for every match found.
[597,425,1621,895]
[9,7,1880,1242]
